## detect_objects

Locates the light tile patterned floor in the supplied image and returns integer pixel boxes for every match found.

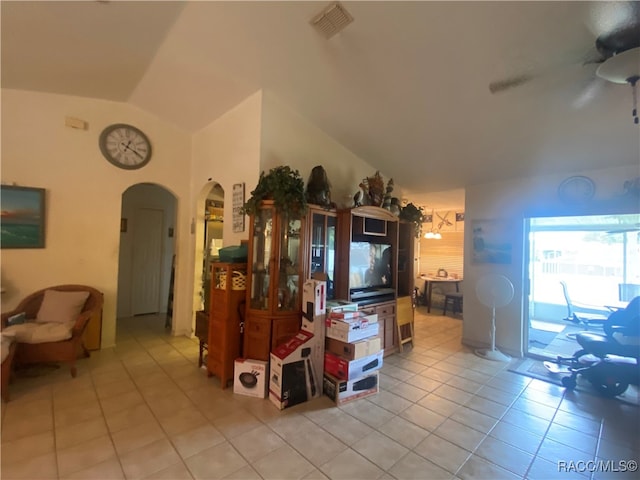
[1,308,638,479]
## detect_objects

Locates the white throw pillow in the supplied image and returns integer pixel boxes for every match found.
[3,322,74,344]
[36,290,90,324]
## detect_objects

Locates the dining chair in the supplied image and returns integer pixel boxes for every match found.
[560,280,610,330]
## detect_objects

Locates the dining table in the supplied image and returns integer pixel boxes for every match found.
[419,274,463,313]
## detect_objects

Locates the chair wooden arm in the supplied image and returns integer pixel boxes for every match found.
[1,288,50,328]
[71,310,94,337]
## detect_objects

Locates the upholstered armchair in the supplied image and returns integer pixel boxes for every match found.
[1,285,103,378]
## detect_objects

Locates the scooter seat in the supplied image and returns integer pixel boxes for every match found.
[575,332,608,345]
[576,332,640,359]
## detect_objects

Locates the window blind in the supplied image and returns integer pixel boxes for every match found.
[419,231,464,278]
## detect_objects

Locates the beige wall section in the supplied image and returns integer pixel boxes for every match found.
[190,91,262,332]
[462,164,640,358]
[260,91,392,207]
[1,89,192,348]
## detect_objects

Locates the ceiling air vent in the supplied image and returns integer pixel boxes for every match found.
[310,2,354,39]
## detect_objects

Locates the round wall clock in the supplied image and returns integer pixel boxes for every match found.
[99,124,152,170]
[558,175,596,203]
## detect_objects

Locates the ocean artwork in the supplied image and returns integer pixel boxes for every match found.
[472,219,513,265]
[1,186,45,248]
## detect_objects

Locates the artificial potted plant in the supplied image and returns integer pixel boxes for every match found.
[399,202,425,238]
[242,165,308,217]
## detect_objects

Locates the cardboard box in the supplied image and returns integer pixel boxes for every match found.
[233,358,268,398]
[328,310,361,320]
[325,336,382,361]
[326,321,379,343]
[325,314,379,343]
[326,300,359,315]
[325,313,378,330]
[302,280,326,318]
[302,280,326,339]
[324,350,383,381]
[269,330,321,410]
[323,372,379,405]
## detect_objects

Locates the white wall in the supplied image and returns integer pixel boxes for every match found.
[1,89,192,348]
[463,164,640,358]
[189,91,263,330]
[260,91,394,207]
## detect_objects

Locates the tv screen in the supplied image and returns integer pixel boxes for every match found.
[349,242,392,289]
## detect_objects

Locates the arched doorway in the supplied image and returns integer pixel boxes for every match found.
[193,182,225,316]
[117,183,177,322]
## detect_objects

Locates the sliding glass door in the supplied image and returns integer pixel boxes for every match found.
[525,213,640,359]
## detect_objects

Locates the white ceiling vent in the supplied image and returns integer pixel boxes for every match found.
[310,2,354,39]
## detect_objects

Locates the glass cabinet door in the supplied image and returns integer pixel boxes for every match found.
[249,207,273,310]
[310,211,337,300]
[276,213,302,311]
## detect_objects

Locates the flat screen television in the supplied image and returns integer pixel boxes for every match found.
[349,241,392,296]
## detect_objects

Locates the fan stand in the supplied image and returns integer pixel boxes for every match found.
[475,304,511,362]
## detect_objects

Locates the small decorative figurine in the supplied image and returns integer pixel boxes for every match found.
[383,178,394,210]
[305,165,336,208]
[354,178,370,207]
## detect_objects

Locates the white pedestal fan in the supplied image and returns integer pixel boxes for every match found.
[475,273,514,362]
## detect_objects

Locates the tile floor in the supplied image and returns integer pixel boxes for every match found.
[1,308,638,480]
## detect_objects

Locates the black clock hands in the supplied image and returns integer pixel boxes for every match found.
[121,141,144,159]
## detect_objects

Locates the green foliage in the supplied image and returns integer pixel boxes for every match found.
[242,166,308,217]
[399,202,425,238]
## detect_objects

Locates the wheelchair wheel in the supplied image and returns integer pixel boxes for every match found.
[589,374,629,397]
[561,376,577,390]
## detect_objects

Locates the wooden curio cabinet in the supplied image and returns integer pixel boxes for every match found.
[207,262,247,388]
[243,201,304,361]
[305,205,338,300]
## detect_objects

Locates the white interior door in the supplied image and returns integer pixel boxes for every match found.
[132,207,163,315]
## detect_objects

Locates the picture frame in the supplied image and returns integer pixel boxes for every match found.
[232,183,245,233]
[471,219,513,264]
[0,185,46,248]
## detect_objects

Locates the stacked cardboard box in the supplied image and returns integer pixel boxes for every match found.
[269,330,319,410]
[269,279,326,410]
[323,302,381,405]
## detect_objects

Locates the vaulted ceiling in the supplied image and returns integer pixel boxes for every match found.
[2,1,639,209]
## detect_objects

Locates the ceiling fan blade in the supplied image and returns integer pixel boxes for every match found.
[580,45,607,65]
[572,74,607,109]
[488,74,535,94]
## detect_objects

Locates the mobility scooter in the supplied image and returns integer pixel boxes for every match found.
[545,296,640,397]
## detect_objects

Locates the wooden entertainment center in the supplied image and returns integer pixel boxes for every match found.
[335,206,401,356]
[208,202,414,365]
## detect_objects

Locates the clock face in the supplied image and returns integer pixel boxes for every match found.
[558,176,596,203]
[99,124,152,170]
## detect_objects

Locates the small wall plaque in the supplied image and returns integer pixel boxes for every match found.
[232,183,245,233]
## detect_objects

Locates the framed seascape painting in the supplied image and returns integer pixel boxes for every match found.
[471,219,513,265]
[1,185,46,248]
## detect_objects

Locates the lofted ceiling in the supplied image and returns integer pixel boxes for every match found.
[2,1,639,210]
